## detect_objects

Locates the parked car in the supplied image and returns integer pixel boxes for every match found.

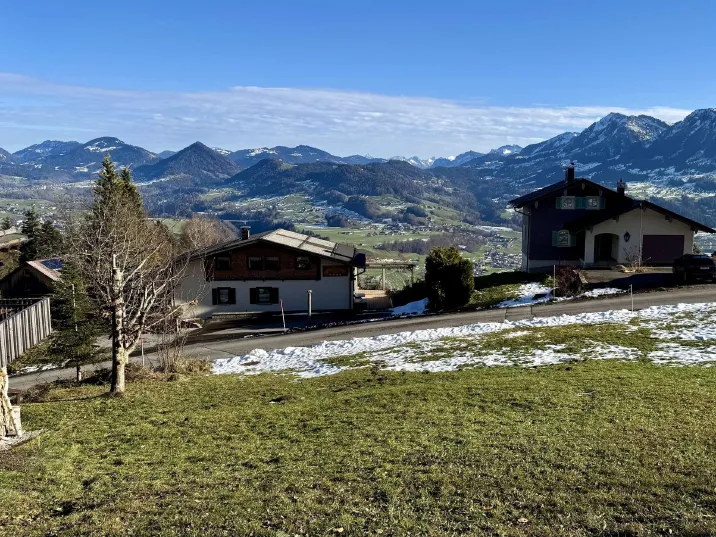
[673,254,716,283]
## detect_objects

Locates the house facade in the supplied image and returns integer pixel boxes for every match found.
[510,167,714,272]
[178,228,361,318]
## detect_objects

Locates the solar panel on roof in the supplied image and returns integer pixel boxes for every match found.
[40,258,64,271]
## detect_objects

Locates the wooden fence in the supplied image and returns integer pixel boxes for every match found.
[0,298,52,368]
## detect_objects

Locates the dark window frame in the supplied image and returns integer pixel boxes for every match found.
[264,256,280,271]
[295,256,311,270]
[247,256,263,270]
[212,287,236,305]
[214,255,232,271]
[249,287,280,305]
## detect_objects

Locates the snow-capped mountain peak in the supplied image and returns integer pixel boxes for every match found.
[489,144,523,156]
[212,147,232,156]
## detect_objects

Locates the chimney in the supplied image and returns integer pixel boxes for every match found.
[241,226,250,240]
[617,178,626,196]
[565,162,575,183]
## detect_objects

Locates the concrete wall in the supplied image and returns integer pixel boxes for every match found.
[583,207,693,264]
[178,258,354,318]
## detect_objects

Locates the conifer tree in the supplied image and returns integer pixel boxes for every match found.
[0,216,11,230]
[19,207,41,263]
[48,261,102,380]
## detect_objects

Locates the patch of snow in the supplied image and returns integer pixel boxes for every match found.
[391,298,428,316]
[497,283,553,308]
[212,302,716,378]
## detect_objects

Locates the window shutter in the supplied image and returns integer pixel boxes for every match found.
[270,288,279,304]
[552,231,559,246]
[575,197,586,209]
[249,288,258,304]
[600,197,606,209]
[229,287,236,305]
[211,288,219,305]
[570,233,577,247]
[555,197,562,209]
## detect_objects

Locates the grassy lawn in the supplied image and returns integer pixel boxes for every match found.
[2,362,716,536]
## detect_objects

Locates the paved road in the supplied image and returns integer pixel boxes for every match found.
[10,285,716,391]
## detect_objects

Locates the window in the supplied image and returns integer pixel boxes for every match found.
[552,230,576,247]
[247,257,263,270]
[557,196,576,209]
[214,255,231,271]
[264,256,280,270]
[212,287,236,305]
[249,287,279,304]
[587,196,605,210]
[558,196,605,210]
[295,256,311,270]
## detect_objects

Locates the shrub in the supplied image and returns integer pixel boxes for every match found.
[554,266,584,297]
[425,247,475,310]
[390,280,428,307]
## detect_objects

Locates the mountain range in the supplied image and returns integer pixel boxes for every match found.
[4,108,716,225]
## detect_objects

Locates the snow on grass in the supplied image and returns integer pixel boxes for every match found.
[212,302,716,378]
[496,283,552,308]
[391,298,429,316]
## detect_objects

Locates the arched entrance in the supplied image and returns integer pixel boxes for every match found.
[594,233,619,263]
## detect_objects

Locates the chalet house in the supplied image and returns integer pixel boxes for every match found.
[510,167,715,272]
[178,228,362,318]
[0,259,63,298]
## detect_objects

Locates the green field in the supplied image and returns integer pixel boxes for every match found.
[2,361,716,536]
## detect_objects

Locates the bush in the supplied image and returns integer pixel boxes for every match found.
[554,266,584,297]
[390,280,428,307]
[425,247,475,310]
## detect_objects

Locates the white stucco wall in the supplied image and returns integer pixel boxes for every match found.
[583,207,694,264]
[177,259,354,318]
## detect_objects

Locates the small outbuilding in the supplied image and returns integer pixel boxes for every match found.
[0,258,63,298]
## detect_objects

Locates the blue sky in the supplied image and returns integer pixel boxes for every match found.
[0,0,712,156]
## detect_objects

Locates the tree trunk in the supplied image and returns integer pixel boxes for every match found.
[110,256,126,394]
[0,366,19,438]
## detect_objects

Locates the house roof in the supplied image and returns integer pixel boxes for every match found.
[191,228,357,264]
[26,258,63,282]
[564,199,716,234]
[510,177,715,234]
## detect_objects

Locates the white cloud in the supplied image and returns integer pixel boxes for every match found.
[0,73,692,157]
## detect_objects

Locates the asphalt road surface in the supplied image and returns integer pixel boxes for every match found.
[10,284,716,391]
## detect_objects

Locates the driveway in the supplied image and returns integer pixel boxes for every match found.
[10,284,716,391]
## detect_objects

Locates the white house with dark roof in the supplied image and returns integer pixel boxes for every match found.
[509,167,715,272]
[177,228,363,318]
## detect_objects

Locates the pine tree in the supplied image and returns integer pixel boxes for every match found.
[48,261,102,380]
[0,216,11,230]
[19,207,41,263]
[35,220,63,259]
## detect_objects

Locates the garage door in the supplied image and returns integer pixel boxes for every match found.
[642,235,685,264]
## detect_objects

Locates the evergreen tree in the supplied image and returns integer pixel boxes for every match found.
[0,216,11,230]
[35,220,63,259]
[48,261,103,380]
[425,246,475,311]
[19,207,41,263]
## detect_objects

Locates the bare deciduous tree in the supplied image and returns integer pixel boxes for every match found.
[66,156,190,394]
[180,215,236,251]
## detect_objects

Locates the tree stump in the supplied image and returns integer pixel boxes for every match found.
[0,367,21,438]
